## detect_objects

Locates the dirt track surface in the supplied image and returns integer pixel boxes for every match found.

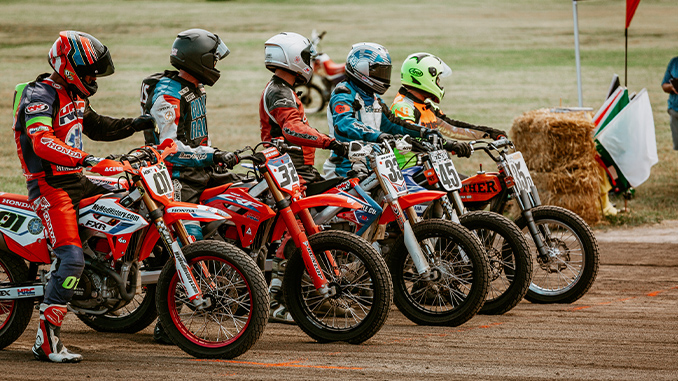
[1,224,677,380]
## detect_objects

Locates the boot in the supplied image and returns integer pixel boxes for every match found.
[32,303,82,363]
[269,257,294,324]
[153,319,174,345]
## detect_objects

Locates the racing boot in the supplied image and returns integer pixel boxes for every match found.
[153,319,174,345]
[32,303,82,363]
[269,257,294,324]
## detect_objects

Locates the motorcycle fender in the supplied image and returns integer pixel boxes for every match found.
[3,236,50,264]
[290,194,362,214]
[163,201,230,225]
[378,190,446,224]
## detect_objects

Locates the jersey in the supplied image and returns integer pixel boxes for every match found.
[391,87,496,168]
[322,80,422,178]
[140,70,218,177]
[13,73,137,185]
[259,75,333,171]
[662,56,678,111]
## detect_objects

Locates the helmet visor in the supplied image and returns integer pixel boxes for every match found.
[74,46,115,78]
[214,38,230,61]
[369,62,392,83]
[300,42,316,66]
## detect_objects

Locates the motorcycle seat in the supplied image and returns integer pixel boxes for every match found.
[305,177,345,196]
[323,61,345,77]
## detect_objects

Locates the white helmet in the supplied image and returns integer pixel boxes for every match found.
[264,32,316,84]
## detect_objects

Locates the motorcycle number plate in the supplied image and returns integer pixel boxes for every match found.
[504,151,535,195]
[375,152,407,197]
[429,150,462,191]
[266,153,300,195]
[141,163,174,200]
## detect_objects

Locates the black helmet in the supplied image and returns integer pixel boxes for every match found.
[170,29,229,86]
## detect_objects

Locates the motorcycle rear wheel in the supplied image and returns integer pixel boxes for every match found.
[458,211,532,315]
[294,82,326,114]
[283,230,392,344]
[156,241,269,359]
[387,219,489,326]
[514,206,599,304]
[0,254,34,350]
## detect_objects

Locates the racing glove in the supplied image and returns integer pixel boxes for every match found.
[131,114,157,132]
[328,139,349,158]
[376,133,394,144]
[443,140,473,158]
[214,151,240,169]
[81,155,105,168]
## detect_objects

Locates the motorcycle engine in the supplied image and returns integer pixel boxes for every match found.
[69,260,133,313]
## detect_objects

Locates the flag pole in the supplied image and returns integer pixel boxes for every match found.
[573,0,583,107]
[624,28,628,87]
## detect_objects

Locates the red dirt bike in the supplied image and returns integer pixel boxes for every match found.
[294,30,346,114]
[459,138,600,304]
[400,135,532,316]
[200,140,392,344]
[311,137,489,326]
[0,142,269,359]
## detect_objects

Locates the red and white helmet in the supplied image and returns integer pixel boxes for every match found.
[48,31,114,98]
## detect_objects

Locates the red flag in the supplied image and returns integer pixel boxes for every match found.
[625,0,642,29]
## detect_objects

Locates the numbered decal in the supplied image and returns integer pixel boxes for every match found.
[504,152,535,195]
[429,150,462,191]
[266,154,300,195]
[375,152,407,197]
[141,163,174,199]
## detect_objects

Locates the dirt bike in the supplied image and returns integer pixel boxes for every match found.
[0,142,269,359]
[399,135,532,315]
[312,137,489,326]
[293,30,346,114]
[200,140,392,344]
[458,138,600,304]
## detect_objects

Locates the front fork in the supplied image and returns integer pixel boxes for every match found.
[514,188,551,261]
[386,195,431,276]
[139,180,209,309]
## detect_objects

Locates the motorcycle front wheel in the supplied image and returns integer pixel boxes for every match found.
[514,205,600,304]
[156,241,269,359]
[0,254,34,350]
[458,211,532,315]
[387,219,489,326]
[283,230,392,344]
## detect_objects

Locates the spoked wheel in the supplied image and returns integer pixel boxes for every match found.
[156,241,268,359]
[283,230,392,344]
[0,254,34,350]
[77,241,168,333]
[387,219,489,326]
[458,211,532,315]
[294,83,326,114]
[514,206,599,304]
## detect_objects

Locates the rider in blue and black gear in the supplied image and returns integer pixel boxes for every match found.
[322,42,433,179]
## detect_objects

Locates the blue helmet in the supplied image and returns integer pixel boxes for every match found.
[345,42,392,95]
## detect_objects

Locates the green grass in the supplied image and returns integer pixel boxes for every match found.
[2,0,678,226]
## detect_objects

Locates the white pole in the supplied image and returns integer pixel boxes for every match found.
[573,0,583,107]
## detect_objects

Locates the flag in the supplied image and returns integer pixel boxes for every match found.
[592,87,629,137]
[595,88,657,188]
[626,0,642,29]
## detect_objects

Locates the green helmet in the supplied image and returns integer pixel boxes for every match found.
[400,52,451,103]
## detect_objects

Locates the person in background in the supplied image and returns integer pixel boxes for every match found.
[661,56,678,150]
[13,30,155,363]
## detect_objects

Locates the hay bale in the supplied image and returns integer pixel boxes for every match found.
[511,109,601,225]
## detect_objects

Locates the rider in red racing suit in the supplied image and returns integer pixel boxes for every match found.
[12,31,154,363]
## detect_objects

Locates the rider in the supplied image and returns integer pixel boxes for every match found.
[140,28,239,343]
[13,31,155,363]
[260,32,349,323]
[322,43,472,179]
[390,52,507,168]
